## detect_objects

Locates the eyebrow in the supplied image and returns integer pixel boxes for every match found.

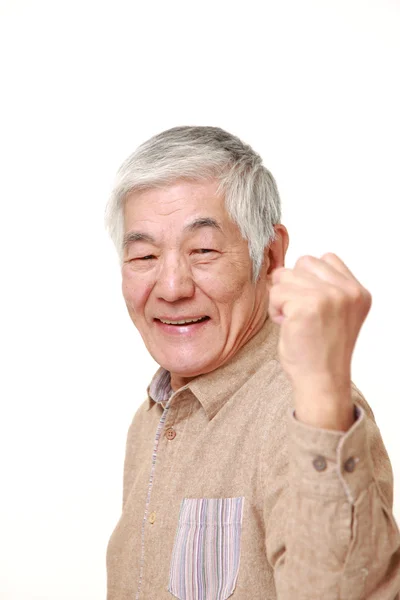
[122,217,223,250]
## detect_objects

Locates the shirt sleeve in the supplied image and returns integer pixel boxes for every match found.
[263,384,400,600]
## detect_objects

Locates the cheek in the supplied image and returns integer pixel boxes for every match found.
[196,264,250,305]
[122,271,153,314]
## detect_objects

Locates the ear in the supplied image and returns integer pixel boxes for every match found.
[265,224,289,277]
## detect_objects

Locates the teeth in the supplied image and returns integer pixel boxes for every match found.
[159,317,206,325]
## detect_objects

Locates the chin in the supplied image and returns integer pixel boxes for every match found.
[157,353,216,379]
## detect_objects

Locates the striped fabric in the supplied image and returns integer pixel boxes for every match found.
[148,367,172,406]
[168,496,244,600]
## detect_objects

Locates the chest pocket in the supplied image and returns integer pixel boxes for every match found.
[168,496,244,600]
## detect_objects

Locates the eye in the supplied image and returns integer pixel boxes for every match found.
[131,255,155,261]
[195,249,215,254]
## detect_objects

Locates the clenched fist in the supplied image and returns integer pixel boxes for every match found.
[269,253,372,430]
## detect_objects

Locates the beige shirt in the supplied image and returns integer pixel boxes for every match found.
[106,317,400,599]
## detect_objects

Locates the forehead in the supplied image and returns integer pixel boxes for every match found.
[123,179,228,227]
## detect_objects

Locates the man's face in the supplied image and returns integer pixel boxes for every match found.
[122,179,271,389]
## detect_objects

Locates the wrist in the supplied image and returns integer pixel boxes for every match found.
[292,378,354,431]
[294,399,355,431]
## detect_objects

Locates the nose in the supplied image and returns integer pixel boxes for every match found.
[154,254,195,302]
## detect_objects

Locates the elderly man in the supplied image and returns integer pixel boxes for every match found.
[105,126,400,600]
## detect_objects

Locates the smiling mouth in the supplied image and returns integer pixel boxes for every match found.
[155,316,210,326]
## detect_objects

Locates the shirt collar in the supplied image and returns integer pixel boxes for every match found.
[147,316,280,420]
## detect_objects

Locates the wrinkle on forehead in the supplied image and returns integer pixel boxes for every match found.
[123,180,238,245]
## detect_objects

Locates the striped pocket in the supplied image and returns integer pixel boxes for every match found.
[168,496,245,600]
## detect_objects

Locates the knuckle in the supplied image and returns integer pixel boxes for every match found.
[346,282,365,303]
[295,255,312,269]
[364,288,373,307]
[324,252,338,261]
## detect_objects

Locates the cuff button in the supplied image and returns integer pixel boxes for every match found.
[312,455,327,472]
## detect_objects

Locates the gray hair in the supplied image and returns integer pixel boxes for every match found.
[105,126,282,280]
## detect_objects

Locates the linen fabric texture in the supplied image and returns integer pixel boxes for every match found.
[106,317,400,600]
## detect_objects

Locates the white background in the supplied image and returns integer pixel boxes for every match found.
[1,1,399,598]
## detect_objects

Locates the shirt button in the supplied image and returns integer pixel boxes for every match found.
[149,511,156,524]
[313,455,327,472]
[344,457,357,473]
[165,427,176,440]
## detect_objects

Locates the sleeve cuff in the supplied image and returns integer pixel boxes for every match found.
[287,403,374,503]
